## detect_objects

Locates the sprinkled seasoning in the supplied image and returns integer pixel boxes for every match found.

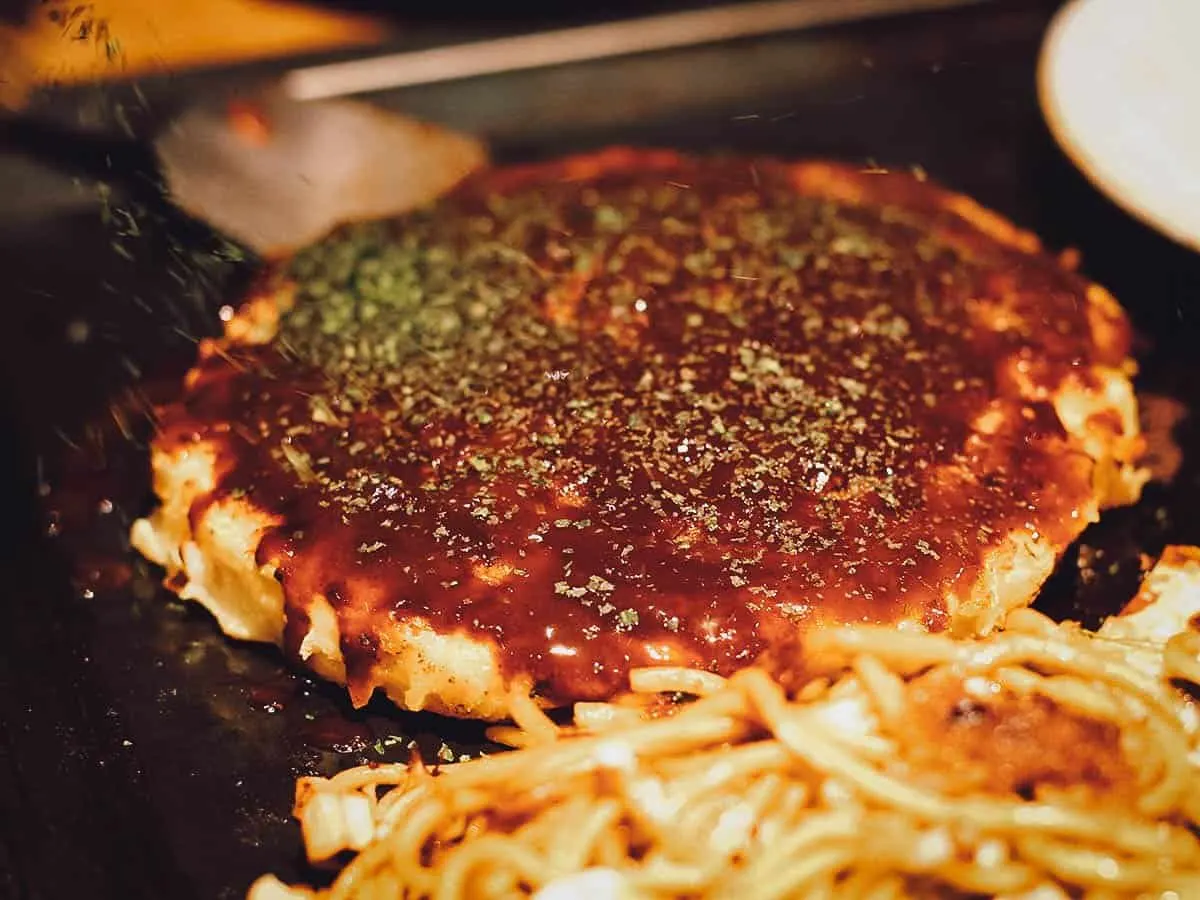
[157,153,1128,704]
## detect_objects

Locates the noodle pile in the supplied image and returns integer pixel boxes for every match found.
[251,608,1200,900]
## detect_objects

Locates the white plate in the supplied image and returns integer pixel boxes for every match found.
[1039,0,1200,251]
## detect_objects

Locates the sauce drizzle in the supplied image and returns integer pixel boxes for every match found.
[156,152,1131,703]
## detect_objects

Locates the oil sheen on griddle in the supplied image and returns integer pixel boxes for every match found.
[159,156,1127,703]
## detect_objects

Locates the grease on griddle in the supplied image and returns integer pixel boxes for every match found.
[298,715,373,755]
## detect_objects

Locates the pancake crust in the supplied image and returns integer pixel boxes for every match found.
[132,149,1148,719]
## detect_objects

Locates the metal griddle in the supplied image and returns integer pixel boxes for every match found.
[3,1,1200,897]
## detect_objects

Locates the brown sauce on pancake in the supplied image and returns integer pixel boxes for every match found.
[157,151,1129,704]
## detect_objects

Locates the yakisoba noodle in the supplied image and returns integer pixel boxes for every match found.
[251,607,1200,900]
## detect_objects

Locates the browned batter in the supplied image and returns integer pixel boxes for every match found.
[900,669,1135,802]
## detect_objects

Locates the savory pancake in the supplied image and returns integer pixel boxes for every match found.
[131,148,1147,719]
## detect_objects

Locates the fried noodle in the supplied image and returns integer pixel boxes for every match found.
[251,609,1200,899]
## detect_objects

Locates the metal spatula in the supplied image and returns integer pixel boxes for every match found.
[2,0,982,255]
[0,91,486,257]
[153,90,485,255]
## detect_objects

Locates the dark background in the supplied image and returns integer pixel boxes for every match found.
[3,2,1200,898]
[0,0,845,27]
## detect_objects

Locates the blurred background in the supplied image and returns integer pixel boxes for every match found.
[0,0,387,108]
[0,0,760,109]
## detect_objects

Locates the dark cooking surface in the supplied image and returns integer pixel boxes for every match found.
[2,2,1200,898]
